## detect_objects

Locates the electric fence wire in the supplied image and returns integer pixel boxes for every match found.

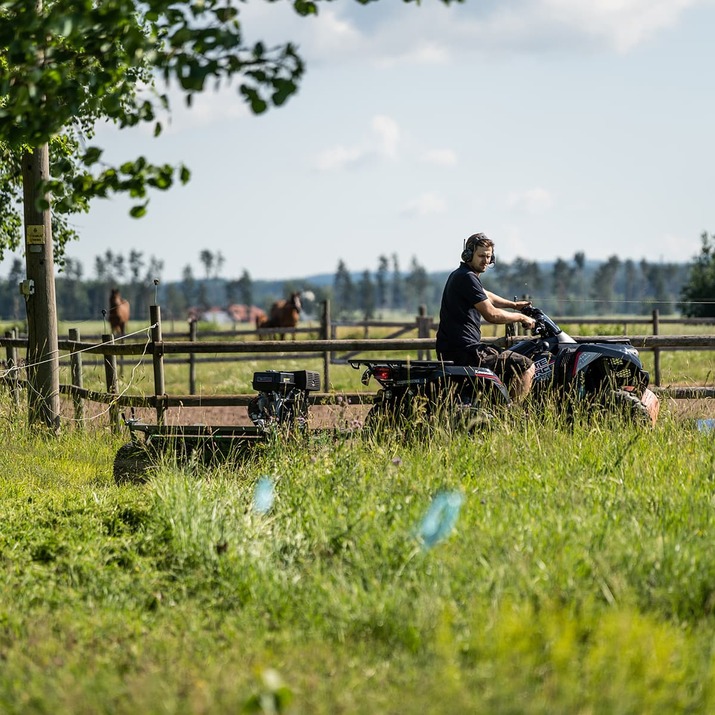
[515,296,715,307]
[1,323,158,426]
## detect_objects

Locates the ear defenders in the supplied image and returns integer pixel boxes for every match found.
[461,233,496,265]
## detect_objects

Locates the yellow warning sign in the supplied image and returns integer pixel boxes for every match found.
[26,225,46,245]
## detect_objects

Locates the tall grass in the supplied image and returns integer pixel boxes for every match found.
[1,393,715,713]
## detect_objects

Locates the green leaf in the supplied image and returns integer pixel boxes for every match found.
[293,0,318,17]
[178,64,208,92]
[240,86,268,115]
[129,203,147,218]
[215,7,239,22]
[272,79,297,107]
[82,146,103,166]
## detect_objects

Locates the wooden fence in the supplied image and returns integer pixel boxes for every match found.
[2,303,715,432]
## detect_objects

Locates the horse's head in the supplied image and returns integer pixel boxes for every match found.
[110,288,121,304]
[290,292,302,313]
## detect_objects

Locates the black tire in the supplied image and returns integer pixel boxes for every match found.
[363,397,418,433]
[449,404,497,432]
[113,442,153,485]
[363,402,395,432]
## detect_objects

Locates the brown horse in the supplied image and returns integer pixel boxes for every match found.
[256,291,302,340]
[108,288,130,337]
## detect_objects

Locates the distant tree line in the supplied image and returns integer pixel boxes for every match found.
[330,251,696,320]
[680,232,715,318]
[0,237,714,324]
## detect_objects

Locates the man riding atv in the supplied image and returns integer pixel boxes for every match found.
[436,232,536,402]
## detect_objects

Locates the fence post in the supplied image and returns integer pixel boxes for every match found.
[188,317,197,395]
[102,333,120,433]
[68,328,84,426]
[417,305,429,360]
[321,299,331,391]
[4,329,20,410]
[425,313,434,360]
[652,309,661,387]
[151,304,166,425]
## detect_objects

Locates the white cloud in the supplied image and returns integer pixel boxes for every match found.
[106,85,250,137]
[401,192,448,217]
[374,42,451,68]
[421,149,458,167]
[314,145,366,171]
[163,88,249,133]
[536,0,699,53]
[313,114,401,171]
[507,187,555,213]
[307,8,363,56]
[494,226,532,263]
[241,0,705,67]
[111,0,706,139]
[372,115,400,159]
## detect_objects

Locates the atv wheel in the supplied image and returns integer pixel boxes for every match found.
[113,442,154,485]
[363,394,426,433]
[363,402,399,432]
[459,406,497,431]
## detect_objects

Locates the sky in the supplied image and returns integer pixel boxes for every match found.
[11,0,715,284]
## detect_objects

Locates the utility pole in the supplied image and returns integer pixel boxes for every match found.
[22,144,60,431]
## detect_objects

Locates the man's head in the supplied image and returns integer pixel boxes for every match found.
[461,233,496,272]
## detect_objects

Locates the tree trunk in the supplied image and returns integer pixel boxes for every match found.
[22,145,60,432]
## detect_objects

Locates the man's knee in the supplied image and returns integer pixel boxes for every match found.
[522,363,535,389]
[507,361,534,401]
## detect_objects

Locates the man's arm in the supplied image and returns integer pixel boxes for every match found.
[476,297,535,329]
[485,291,531,311]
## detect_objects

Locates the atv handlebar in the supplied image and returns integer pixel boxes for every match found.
[519,305,561,338]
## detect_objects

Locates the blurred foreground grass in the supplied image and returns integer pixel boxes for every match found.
[0,398,714,713]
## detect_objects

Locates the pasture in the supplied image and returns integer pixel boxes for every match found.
[1,389,715,712]
[50,340,715,404]
[7,313,709,404]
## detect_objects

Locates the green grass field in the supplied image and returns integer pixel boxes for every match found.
[1,394,715,713]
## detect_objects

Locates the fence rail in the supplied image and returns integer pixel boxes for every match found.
[2,303,714,431]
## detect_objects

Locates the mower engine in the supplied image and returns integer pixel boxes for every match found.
[248,370,321,428]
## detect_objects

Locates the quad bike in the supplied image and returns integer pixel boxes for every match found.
[349,359,512,432]
[509,306,660,425]
[113,369,321,483]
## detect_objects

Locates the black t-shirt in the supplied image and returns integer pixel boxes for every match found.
[435,262,488,354]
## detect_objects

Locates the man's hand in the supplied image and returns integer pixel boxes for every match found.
[520,315,536,330]
[514,300,532,310]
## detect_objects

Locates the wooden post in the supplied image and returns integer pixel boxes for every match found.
[68,328,84,426]
[652,309,661,387]
[102,333,120,433]
[151,305,166,425]
[417,305,427,360]
[321,299,331,391]
[22,143,60,431]
[188,318,197,395]
[4,330,20,409]
[425,313,434,361]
